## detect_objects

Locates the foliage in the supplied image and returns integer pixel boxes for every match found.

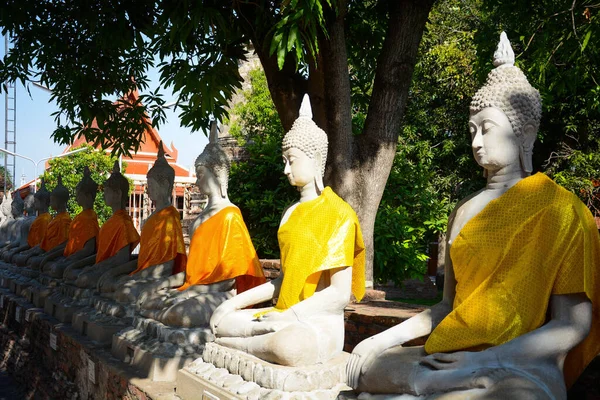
[0,165,13,192]
[40,145,122,223]
[475,0,600,213]
[227,69,297,258]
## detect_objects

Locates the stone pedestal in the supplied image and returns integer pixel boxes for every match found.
[110,316,209,382]
[176,343,351,399]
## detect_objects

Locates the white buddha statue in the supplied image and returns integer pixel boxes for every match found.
[346,33,600,399]
[127,124,265,328]
[209,95,366,367]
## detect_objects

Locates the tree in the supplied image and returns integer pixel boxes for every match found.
[40,145,123,223]
[0,0,436,283]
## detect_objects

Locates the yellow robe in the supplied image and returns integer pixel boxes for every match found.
[27,212,52,248]
[130,206,187,276]
[63,209,99,257]
[425,173,600,388]
[274,186,366,311]
[40,212,72,252]
[177,206,265,293]
[95,210,140,264]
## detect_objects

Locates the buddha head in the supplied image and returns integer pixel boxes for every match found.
[469,32,542,175]
[11,193,24,218]
[147,141,175,203]
[24,194,35,216]
[104,161,130,210]
[282,94,328,191]
[195,121,230,198]
[50,175,70,212]
[75,166,98,209]
[34,179,51,213]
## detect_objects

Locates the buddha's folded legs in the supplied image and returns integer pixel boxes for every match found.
[155,291,233,328]
[27,255,44,270]
[358,345,557,400]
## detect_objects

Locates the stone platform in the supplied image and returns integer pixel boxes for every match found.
[177,343,351,399]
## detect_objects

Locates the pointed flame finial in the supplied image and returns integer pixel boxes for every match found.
[493,32,515,68]
[299,94,312,119]
[209,121,219,144]
[83,166,91,177]
[112,160,120,174]
[157,140,165,158]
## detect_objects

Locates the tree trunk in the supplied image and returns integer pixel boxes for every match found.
[248,0,434,286]
[350,0,434,285]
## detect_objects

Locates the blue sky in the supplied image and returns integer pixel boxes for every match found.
[0,41,209,187]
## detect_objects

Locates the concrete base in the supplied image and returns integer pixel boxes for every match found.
[72,308,132,346]
[177,357,350,400]
[202,342,349,391]
[112,330,200,382]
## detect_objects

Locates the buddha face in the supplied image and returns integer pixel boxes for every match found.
[196,165,220,196]
[469,107,522,172]
[282,147,318,188]
[49,194,61,211]
[103,186,122,209]
[147,176,170,203]
[11,203,21,218]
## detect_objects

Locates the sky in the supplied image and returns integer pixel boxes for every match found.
[0,41,209,188]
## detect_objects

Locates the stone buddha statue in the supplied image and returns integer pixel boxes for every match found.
[129,122,265,328]
[67,161,139,287]
[0,194,15,243]
[14,177,71,268]
[347,33,600,399]
[0,193,23,247]
[0,194,36,258]
[208,94,365,368]
[41,167,100,278]
[95,142,187,295]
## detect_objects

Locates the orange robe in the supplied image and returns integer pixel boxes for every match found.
[129,206,187,276]
[425,173,600,388]
[40,212,72,252]
[95,209,140,264]
[177,206,265,293]
[63,209,100,257]
[27,212,52,248]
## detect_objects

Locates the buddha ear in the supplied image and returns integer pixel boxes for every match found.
[313,152,324,193]
[519,121,537,174]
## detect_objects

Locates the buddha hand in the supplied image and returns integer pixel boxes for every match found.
[346,336,389,389]
[210,299,238,335]
[420,350,500,371]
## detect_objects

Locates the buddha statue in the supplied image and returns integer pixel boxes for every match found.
[0,193,24,247]
[41,167,100,278]
[0,194,35,258]
[0,194,15,243]
[17,176,72,269]
[68,161,139,287]
[347,33,600,399]
[129,122,265,328]
[95,143,187,295]
[208,94,365,367]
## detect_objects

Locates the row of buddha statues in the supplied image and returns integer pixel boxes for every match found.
[0,33,598,399]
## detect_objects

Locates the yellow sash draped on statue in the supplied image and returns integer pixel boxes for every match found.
[95,209,140,264]
[425,173,600,388]
[130,206,187,276]
[177,206,265,293]
[27,212,51,248]
[40,212,72,252]
[63,209,99,257]
[274,186,366,311]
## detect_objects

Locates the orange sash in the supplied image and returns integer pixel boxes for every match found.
[40,212,72,252]
[95,209,140,264]
[130,206,187,275]
[63,209,100,257]
[27,212,51,248]
[178,206,265,293]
